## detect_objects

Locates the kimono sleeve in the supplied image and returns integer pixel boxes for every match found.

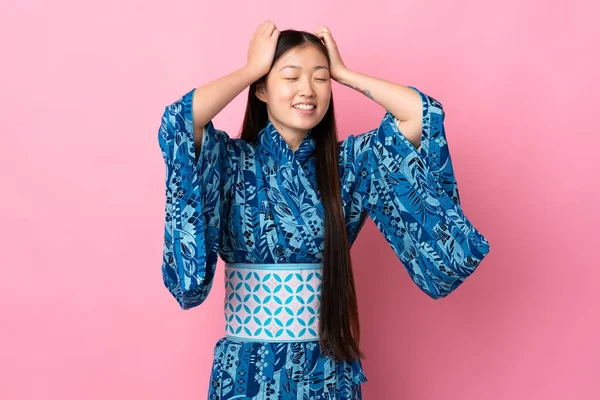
[349,87,491,299]
[157,88,237,309]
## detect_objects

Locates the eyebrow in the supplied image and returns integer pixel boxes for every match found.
[278,65,329,72]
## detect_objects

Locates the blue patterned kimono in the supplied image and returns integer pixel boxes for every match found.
[158,87,490,399]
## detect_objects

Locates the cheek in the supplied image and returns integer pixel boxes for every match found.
[268,84,295,103]
[280,87,298,103]
[318,87,332,105]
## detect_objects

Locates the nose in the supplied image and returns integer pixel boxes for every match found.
[298,77,316,97]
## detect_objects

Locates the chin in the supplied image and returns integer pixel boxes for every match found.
[294,121,318,130]
[292,114,325,130]
[280,118,312,131]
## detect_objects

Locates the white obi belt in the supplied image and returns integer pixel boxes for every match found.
[223,263,323,342]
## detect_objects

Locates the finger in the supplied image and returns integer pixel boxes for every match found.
[319,30,335,45]
[265,23,277,36]
[260,20,274,33]
[316,31,329,44]
[271,28,280,38]
[316,29,331,37]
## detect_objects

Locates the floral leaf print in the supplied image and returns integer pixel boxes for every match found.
[274,202,295,221]
[266,187,284,204]
[180,240,193,260]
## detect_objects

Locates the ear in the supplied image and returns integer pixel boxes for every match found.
[255,82,267,103]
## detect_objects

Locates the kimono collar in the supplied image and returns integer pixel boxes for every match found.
[258,119,316,165]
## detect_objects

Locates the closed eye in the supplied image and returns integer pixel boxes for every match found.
[285,78,329,82]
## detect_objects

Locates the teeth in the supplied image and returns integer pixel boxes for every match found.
[293,104,315,110]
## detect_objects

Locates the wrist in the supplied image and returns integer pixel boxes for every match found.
[334,67,353,83]
[241,64,266,83]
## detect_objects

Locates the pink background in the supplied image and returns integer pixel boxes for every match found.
[2,0,598,398]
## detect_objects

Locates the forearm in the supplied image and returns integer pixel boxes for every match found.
[192,65,260,130]
[336,69,422,123]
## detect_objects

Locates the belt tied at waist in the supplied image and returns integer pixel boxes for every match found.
[224,263,323,342]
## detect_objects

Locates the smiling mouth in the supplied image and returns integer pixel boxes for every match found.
[292,104,316,110]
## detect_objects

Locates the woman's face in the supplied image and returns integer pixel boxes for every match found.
[256,44,332,136]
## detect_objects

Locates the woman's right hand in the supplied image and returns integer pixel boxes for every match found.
[246,20,280,79]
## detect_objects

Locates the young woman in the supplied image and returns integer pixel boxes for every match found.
[158,21,490,400]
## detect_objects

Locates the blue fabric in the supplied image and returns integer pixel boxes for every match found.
[158,87,491,399]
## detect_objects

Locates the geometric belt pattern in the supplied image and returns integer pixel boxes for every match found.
[223,263,323,342]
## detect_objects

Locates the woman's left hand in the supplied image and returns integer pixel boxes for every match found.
[315,26,349,82]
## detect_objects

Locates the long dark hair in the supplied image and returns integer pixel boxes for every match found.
[239,30,364,362]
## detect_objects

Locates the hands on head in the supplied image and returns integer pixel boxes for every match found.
[245,21,348,82]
